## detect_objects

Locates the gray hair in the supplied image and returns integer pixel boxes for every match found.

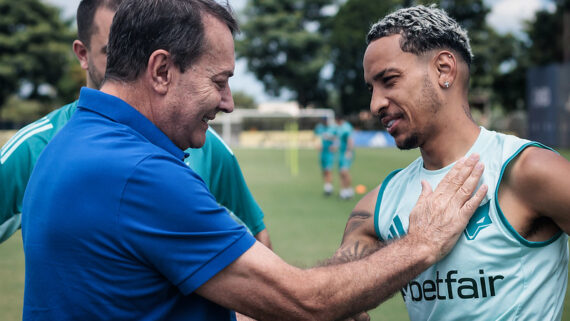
[367,4,473,67]
[105,0,238,82]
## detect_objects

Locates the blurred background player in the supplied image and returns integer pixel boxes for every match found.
[335,115,355,200]
[0,0,272,249]
[314,118,336,196]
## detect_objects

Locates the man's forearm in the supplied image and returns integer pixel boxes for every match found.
[304,234,431,320]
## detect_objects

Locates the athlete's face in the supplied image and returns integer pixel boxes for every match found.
[363,34,442,150]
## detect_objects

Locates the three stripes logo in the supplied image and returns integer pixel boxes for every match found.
[386,215,406,240]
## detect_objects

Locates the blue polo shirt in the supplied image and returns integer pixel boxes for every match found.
[21,87,256,320]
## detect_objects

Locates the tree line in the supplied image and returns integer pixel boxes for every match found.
[237,0,570,115]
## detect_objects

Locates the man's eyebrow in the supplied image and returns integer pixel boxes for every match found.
[373,67,399,82]
[216,70,234,78]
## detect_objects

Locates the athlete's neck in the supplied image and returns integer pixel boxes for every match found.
[420,120,480,170]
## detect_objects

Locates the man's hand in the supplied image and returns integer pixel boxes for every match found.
[407,153,487,264]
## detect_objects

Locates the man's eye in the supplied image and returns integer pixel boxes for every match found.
[383,76,397,87]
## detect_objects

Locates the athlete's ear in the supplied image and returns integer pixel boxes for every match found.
[147,49,172,95]
[435,51,457,89]
[73,40,89,71]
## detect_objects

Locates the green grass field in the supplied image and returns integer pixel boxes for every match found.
[1,147,569,320]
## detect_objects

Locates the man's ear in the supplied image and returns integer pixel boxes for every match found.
[147,50,172,95]
[72,40,89,70]
[434,51,457,89]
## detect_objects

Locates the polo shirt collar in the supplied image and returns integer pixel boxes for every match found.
[77,87,186,160]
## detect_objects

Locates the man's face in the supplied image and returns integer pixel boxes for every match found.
[83,7,114,89]
[158,14,235,150]
[363,34,441,150]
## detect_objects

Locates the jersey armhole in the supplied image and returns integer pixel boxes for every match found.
[495,142,564,247]
[374,169,402,241]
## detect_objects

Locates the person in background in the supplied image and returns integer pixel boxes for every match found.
[0,0,271,249]
[314,118,336,196]
[335,115,355,200]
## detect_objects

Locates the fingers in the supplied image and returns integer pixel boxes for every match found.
[435,154,479,198]
[406,154,487,264]
[460,181,488,219]
[419,180,433,199]
[446,159,485,219]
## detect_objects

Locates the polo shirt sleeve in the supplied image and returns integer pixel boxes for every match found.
[186,129,266,236]
[119,154,256,295]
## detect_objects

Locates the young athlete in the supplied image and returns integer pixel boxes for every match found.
[334,115,355,200]
[332,5,570,320]
[314,119,337,195]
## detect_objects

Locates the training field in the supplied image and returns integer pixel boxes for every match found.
[1,146,570,320]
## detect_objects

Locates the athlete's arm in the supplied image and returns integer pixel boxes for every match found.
[501,146,570,235]
[194,155,486,320]
[323,186,383,266]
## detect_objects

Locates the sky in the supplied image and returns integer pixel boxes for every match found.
[44,0,556,103]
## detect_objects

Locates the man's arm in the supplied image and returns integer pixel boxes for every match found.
[196,154,486,321]
[502,147,570,235]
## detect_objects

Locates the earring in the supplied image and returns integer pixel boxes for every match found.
[444,81,450,88]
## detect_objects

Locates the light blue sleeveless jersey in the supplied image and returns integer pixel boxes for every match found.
[374,127,569,320]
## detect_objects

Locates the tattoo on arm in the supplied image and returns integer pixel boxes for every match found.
[319,211,382,266]
[342,211,372,243]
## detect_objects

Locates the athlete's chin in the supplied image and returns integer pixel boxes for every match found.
[395,134,419,150]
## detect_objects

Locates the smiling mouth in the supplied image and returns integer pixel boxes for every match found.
[380,113,403,133]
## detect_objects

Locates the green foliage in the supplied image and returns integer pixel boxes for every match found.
[233,90,257,109]
[328,0,400,115]
[236,0,333,108]
[0,0,76,118]
[0,95,48,125]
[526,3,566,66]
